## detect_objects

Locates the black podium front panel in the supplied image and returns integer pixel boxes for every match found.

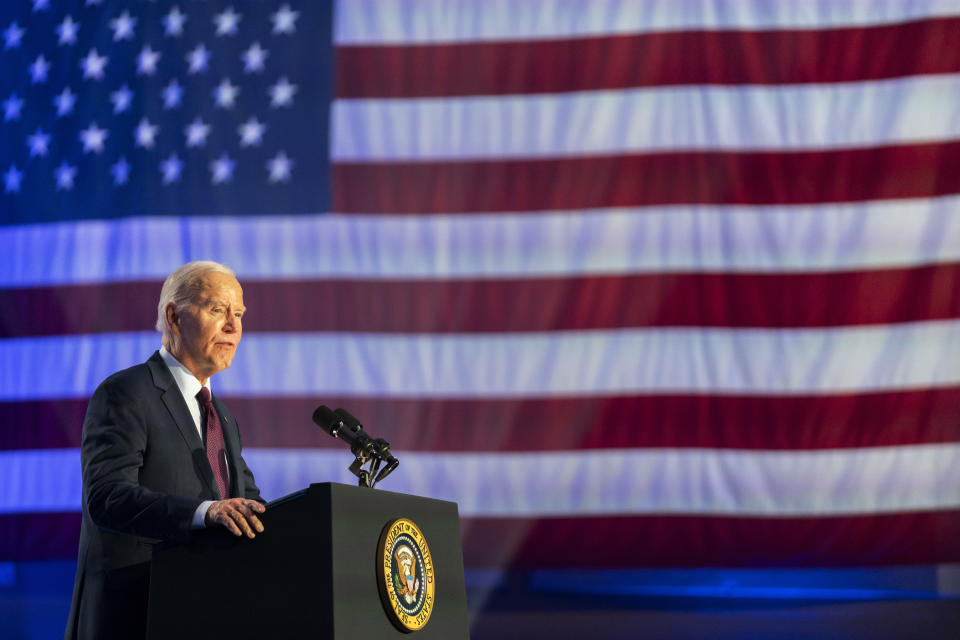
[147,482,469,639]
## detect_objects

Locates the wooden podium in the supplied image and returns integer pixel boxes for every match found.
[146,482,470,639]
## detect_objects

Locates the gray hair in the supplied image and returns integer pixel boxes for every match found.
[156,261,236,349]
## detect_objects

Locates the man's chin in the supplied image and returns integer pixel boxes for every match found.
[208,352,236,374]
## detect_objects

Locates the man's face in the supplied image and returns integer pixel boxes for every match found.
[170,271,245,382]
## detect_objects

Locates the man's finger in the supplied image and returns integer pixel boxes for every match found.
[235,499,265,514]
[237,500,262,515]
[217,503,243,536]
[228,507,255,538]
[233,500,265,533]
[218,511,242,536]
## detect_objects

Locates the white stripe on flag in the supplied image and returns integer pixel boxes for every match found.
[5,445,960,516]
[3,321,960,400]
[0,450,81,514]
[3,197,960,287]
[334,0,960,44]
[332,75,960,160]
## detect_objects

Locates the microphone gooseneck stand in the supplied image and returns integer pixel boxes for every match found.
[313,406,400,488]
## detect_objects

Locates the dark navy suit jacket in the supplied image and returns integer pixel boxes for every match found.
[65,351,262,640]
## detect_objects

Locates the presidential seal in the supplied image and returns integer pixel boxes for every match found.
[377,518,435,632]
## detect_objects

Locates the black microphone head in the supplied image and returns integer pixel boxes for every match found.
[312,405,341,437]
[333,408,371,449]
[333,407,361,429]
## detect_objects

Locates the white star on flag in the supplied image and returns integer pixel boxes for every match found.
[30,55,50,83]
[0,2,320,210]
[111,85,133,114]
[160,153,183,184]
[238,117,266,147]
[213,78,239,109]
[3,94,23,121]
[163,80,183,109]
[55,161,77,191]
[210,153,234,183]
[32,0,50,12]
[4,164,22,193]
[3,22,25,50]
[56,16,79,45]
[111,157,130,185]
[79,123,108,154]
[271,5,298,34]
[187,44,210,74]
[80,49,108,80]
[242,42,268,73]
[184,118,211,148]
[27,129,50,157]
[267,152,293,183]
[214,8,241,36]
[269,77,297,108]
[163,7,187,37]
[54,88,77,117]
[110,11,136,41]
[134,118,159,149]
[137,45,161,76]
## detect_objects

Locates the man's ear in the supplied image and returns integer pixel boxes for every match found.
[165,303,180,335]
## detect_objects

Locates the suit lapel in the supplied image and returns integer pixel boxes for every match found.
[212,395,242,498]
[147,352,219,498]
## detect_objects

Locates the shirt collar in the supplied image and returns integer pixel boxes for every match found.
[159,345,211,401]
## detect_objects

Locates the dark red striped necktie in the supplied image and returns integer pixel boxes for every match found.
[197,387,229,499]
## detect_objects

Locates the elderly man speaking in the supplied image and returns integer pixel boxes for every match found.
[65,261,266,640]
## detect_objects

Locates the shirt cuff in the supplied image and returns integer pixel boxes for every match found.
[192,500,215,529]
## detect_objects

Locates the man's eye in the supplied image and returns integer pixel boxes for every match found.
[212,308,222,313]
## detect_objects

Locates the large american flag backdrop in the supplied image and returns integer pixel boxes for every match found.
[2,0,960,595]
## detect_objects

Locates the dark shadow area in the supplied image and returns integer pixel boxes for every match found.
[3,561,960,639]
[0,561,75,640]
[466,569,960,640]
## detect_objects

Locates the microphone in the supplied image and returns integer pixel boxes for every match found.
[312,405,370,451]
[312,406,399,487]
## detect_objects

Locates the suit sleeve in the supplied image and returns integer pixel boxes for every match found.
[81,379,202,542]
[233,425,264,503]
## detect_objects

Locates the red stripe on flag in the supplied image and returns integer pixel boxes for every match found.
[0,400,85,450]
[6,388,960,451]
[0,512,80,562]
[6,510,960,566]
[0,281,162,338]
[5,264,960,337]
[337,18,960,98]
[461,511,960,568]
[332,142,960,213]
[222,390,960,452]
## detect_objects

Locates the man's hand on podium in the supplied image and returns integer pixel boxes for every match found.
[205,498,266,538]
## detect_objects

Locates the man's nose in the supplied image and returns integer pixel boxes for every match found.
[223,314,239,332]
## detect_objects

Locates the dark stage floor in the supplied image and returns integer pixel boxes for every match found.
[4,561,959,639]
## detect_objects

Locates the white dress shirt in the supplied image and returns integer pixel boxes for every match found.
[158,346,225,527]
